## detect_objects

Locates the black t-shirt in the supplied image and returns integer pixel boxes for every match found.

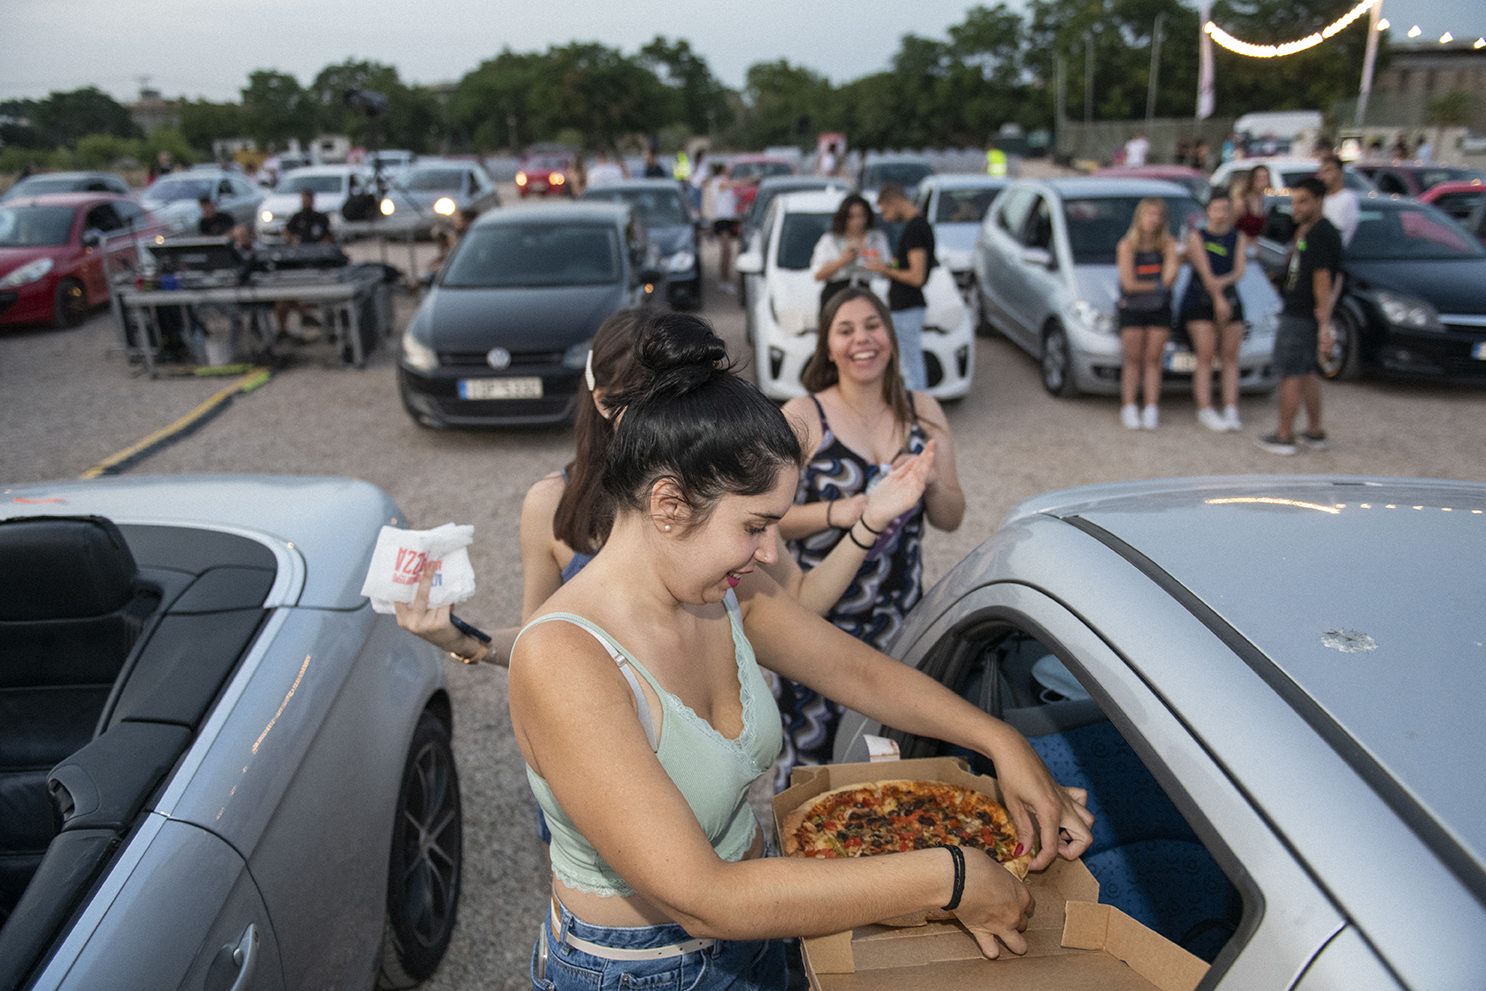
[1282,217,1342,317]
[198,212,235,236]
[287,208,332,245]
[888,214,936,311]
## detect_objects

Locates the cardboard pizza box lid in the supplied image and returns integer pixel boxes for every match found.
[775,758,1209,991]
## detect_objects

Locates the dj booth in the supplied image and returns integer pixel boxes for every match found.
[113,238,392,377]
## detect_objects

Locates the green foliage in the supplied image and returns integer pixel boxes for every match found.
[179,100,243,152]
[0,87,140,149]
[239,70,317,148]
[640,36,732,137]
[74,133,139,169]
[1424,91,1473,128]
[143,126,196,165]
[308,59,444,152]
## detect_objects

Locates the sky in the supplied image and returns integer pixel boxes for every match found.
[4,0,1484,104]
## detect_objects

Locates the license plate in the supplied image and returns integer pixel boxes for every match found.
[1474,341,1486,360]
[1166,351,1198,373]
[458,377,543,400]
[530,181,546,192]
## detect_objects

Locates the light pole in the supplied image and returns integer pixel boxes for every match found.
[1147,13,1166,122]
[1356,0,1385,127]
[1084,31,1094,125]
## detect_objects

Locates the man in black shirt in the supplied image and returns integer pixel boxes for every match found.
[1256,177,1342,455]
[866,183,936,390]
[285,189,332,245]
[197,197,235,236]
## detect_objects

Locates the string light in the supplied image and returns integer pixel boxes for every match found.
[1476,38,1486,49]
[1377,18,1390,30]
[1204,0,1378,58]
[1408,25,1422,38]
[1440,31,1454,43]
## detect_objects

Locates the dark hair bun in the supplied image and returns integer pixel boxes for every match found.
[633,313,728,400]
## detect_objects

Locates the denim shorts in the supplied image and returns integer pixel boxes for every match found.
[531,897,787,991]
[1274,313,1320,377]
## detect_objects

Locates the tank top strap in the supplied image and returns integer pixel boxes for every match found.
[516,612,659,752]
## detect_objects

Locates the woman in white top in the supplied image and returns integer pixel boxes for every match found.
[811,194,892,312]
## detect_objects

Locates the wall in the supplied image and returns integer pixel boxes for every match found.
[1056,117,1237,168]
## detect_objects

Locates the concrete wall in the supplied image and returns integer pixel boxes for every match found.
[1057,118,1237,168]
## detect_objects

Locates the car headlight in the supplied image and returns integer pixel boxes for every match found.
[261,210,273,223]
[563,339,593,370]
[665,251,695,273]
[433,197,456,216]
[1375,291,1441,331]
[516,172,528,186]
[1069,299,1116,335]
[401,330,438,372]
[380,198,395,216]
[0,257,54,288]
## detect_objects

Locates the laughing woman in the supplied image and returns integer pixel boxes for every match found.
[510,311,1091,991]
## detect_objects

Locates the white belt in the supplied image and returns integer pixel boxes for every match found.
[549,896,716,962]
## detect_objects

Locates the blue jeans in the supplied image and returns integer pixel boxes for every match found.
[532,898,787,991]
[892,307,927,391]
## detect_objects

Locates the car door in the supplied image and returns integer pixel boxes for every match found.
[1013,193,1065,340]
[976,186,1036,349]
[80,202,125,299]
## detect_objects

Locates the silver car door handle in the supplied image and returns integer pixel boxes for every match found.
[205,923,259,991]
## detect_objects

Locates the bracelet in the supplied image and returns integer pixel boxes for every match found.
[846,522,873,550]
[450,641,489,665]
[859,514,884,535]
[825,499,837,528]
[941,844,966,912]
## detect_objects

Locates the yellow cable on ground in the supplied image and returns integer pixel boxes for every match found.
[79,366,272,479]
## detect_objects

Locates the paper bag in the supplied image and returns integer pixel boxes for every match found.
[360,523,476,614]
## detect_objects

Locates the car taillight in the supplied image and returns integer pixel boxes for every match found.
[552,174,565,185]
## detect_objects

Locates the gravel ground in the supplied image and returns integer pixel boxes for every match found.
[3,228,1485,990]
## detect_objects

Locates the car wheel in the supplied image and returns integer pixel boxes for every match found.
[1319,307,1363,381]
[1040,323,1079,397]
[54,278,88,329]
[378,711,462,988]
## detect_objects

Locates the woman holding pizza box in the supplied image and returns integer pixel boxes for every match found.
[507,312,1092,990]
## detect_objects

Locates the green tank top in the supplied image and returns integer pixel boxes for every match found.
[519,590,783,897]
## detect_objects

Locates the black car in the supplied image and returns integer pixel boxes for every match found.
[1352,163,1486,198]
[0,171,131,203]
[398,202,661,428]
[582,179,699,310]
[1256,195,1486,381]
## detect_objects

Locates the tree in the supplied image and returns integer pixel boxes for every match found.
[307,59,442,151]
[179,100,243,152]
[742,60,834,149]
[239,70,317,148]
[640,36,731,138]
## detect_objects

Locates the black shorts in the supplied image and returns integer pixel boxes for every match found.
[1274,313,1320,377]
[1181,288,1245,327]
[1118,306,1171,330]
[712,219,739,237]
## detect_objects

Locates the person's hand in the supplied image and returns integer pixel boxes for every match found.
[868,440,935,528]
[1214,296,1232,326]
[393,561,479,659]
[1317,317,1335,355]
[862,257,891,275]
[987,732,1095,872]
[953,847,1035,959]
[839,246,858,265]
[829,493,867,530]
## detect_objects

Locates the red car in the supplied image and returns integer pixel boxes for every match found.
[1419,179,1486,247]
[515,154,575,198]
[0,193,166,328]
[724,155,795,214]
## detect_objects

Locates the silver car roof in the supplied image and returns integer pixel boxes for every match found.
[1009,474,1486,876]
[474,201,630,226]
[1019,177,1195,198]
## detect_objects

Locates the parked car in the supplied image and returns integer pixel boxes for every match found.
[736,176,850,302]
[1419,180,1486,247]
[914,174,1011,325]
[0,475,460,991]
[398,202,662,427]
[974,177,1281,397]
[369,148,416,179]
[1094,165,1212,204]
[1351,163,1486,198]
[0,171,131,203]
[515,152,574,198]
[722,155,796,215]
[138,168,265,237]
[856,154,935,198]
[256,166,373,242]
[735,188,973,402]
[379,160,500,235]
[1252,193,1486,381]
[837,474,1486,985]
[582,179,699,309]
[1209,157,1375,196]
[0,193,167,328]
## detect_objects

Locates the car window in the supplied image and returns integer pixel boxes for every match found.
[85,203,124,233]
[996,188,1035,237]
[863,162,933,189]
[730,161,792,182]
[0,205,76,246]
[935,188,999,224]
[776,212,834,270]
[277,174,344,194]
[113,200,146,224]
[1430,192,1484,222]
[230,177,253,197]
[441,222,622,288]
[217,179,233,198]
[583,188,689,228]
[1418,168,1486,191]
[143,177,216,203]
[1349,204,1486,260]
[1375,172,1409,196]
[1061,196,1203,264]
[1020,197,1054,250]
[404,169,465,192]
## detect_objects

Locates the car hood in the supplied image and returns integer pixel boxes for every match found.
[0,244,73,275]
[0,475,401,610]
[418,282,623,351]
[1069,262,1281,320]
[934,223,981,265]
[262,191,344,215]
[1344,257,1486,315]
[649,225,695,256]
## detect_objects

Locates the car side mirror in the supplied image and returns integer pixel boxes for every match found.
[1019,245,1054,269]
[82,229,104,249]
[735,252,764,275]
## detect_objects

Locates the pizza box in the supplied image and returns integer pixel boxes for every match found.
[773,757,1209,991]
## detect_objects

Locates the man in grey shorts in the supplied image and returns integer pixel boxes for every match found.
[1256,177,1342,455]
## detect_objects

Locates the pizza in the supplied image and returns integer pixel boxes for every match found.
[781,779,1031,880]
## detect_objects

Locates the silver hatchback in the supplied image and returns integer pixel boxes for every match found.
[974,177,1281,397]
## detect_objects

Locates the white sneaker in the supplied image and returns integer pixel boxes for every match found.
[1197,407,1227,432]
[1141,405,1159,430]
[1121,404,1140,429]
[1223,406,1242,431]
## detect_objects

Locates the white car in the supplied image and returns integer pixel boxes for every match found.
[915,175,1012,327]
[735,189,974,402]
[1209,157,1376,196]
[256,166,374,241]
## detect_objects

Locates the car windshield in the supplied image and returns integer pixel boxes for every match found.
[1062,196,1205,265]
[1276,169,1370,193]
[278,174,346,194]
[1418,168,1486,191]
[403,170,464,192]
[731,161,792,182]
[527,157,569,171]
[442,223,621,288]
[0,205,75,246]
[1348,205,1485,260]
[935,188,999,223]
[777,212,834,270]
[864,162,933,188]
[12,177,89,195]
[584,188,687,227]
[143,177,215,203]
